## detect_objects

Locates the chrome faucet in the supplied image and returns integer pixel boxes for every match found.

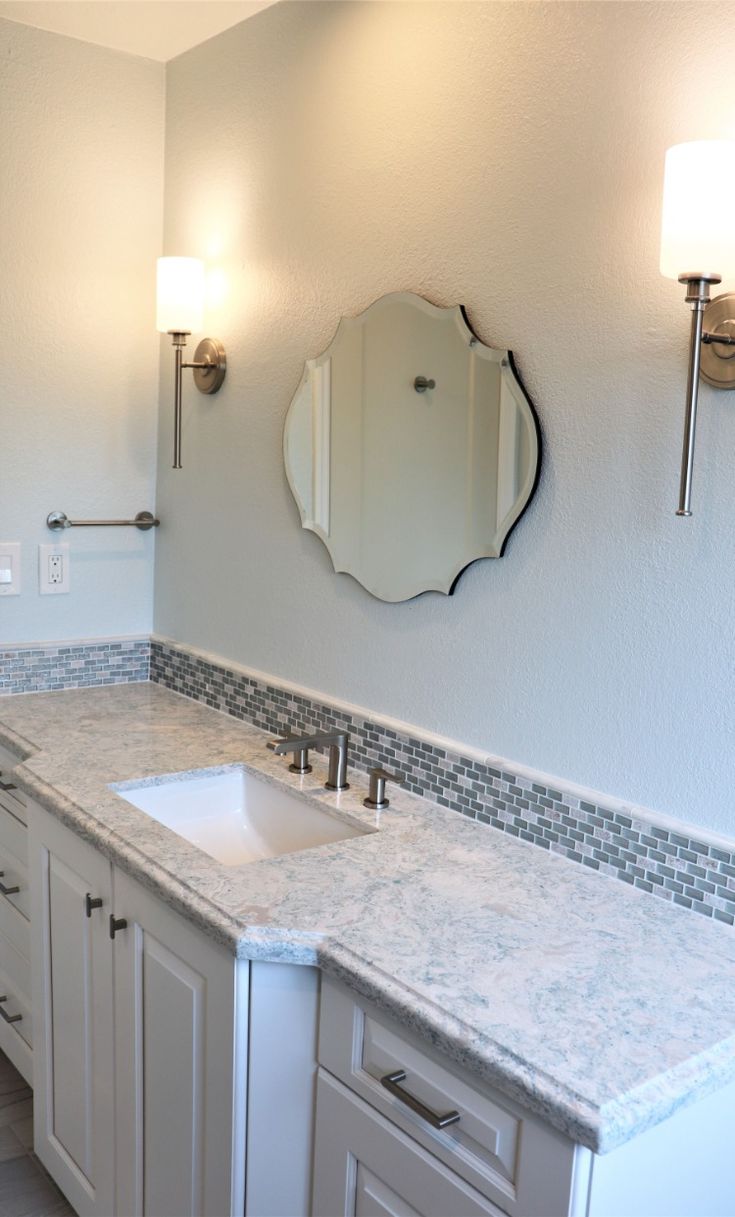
[270,730,350,791]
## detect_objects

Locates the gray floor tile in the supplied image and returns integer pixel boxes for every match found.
[0,1155,75,1217]
[0,1125,26,1164]
[0,1097,32,1132]
[9,1115,33,1153]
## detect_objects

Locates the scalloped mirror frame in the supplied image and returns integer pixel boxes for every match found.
[283,293,541,602]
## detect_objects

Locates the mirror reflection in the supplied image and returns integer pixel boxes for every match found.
[284,292,540,602]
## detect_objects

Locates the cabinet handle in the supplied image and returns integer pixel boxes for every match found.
[0,997,22,1025]
[0,779,17,792]
[109,915,128,940]
[85,893,103,918]
[0,872,20,897]
[380,1070,461,1130]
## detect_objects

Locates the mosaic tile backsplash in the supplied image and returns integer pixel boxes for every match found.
[0,638,150,695]
[150,637,735,928]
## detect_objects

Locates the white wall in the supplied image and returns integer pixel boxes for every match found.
[0,18,164,642]
[155,0,735,834]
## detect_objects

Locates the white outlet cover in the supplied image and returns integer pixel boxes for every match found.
[39,542,70,595]
[0,543,21,596]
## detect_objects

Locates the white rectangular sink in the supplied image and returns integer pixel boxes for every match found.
[113,768,368,866]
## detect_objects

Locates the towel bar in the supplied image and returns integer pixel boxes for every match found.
[46,511,159,532]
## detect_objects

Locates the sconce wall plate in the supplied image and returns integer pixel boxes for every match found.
[192,338,227,394]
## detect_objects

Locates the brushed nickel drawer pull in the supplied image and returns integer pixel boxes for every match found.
[0,872,20,897]
[380,1070,461,1129]
[0,997,22,1024]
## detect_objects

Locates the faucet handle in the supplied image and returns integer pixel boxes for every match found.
[364,767,406,810]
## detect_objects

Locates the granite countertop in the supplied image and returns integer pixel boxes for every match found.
[1,682,734,1156]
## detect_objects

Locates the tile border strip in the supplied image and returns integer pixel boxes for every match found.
[149,635,735,928]
[0,637,150,695]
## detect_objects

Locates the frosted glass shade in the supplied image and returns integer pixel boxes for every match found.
[156,257,204,333]
[660,141,735,280]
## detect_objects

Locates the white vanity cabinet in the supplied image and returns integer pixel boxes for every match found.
[0,743,33,1085]
[29,801,249,1217]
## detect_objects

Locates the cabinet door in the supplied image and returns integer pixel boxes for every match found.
[312,1070,506,1217]
[113,868,248,1217]
[29,804,115,1217]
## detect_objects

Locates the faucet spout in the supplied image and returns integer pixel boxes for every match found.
[270,731,350,791]
[272,733,332,755]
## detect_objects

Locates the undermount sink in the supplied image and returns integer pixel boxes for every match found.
[112,767,368,866]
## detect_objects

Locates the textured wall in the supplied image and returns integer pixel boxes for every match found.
[0,19,164,642]
[156,1,735,833]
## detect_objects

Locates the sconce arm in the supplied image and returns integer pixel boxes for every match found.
[702,331,735,347]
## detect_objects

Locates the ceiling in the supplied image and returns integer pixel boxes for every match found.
[0,0,278,62]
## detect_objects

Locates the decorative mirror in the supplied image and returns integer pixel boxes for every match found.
[284,292,541,602]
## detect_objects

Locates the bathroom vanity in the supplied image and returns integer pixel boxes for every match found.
[0,685,734,1217]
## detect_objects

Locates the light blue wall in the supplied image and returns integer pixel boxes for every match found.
[149,0,734,833]
[0,20,164,643]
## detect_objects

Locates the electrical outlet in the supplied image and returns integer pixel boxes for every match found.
[39,543,70,595]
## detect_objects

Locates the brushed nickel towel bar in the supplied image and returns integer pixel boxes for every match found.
[46,511,159,532]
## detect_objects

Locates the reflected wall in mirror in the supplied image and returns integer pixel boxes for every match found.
[284,293,541,602]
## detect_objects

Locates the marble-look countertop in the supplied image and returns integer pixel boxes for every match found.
[1,683,734,1155]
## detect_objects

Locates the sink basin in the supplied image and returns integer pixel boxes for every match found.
[113,767,368,866]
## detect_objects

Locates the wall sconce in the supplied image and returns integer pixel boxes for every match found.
[156,257,226,469]
[660,141,735,515]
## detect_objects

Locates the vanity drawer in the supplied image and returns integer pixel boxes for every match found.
[0,926,30,1007]
[0,954,32,1050]
[319,977,578,1217]
[0,841,30,922]
[0,951,32,1085]
[0,757,27,827]
[0,887,30,964]
[0,800,28,864]
[0,790,27,828]
[313,1068,505,1217]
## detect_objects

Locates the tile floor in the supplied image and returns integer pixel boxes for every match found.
[0,1050,75,1216]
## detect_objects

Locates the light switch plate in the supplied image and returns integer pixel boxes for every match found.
[0,543,21,596]
[39,542,70,595]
